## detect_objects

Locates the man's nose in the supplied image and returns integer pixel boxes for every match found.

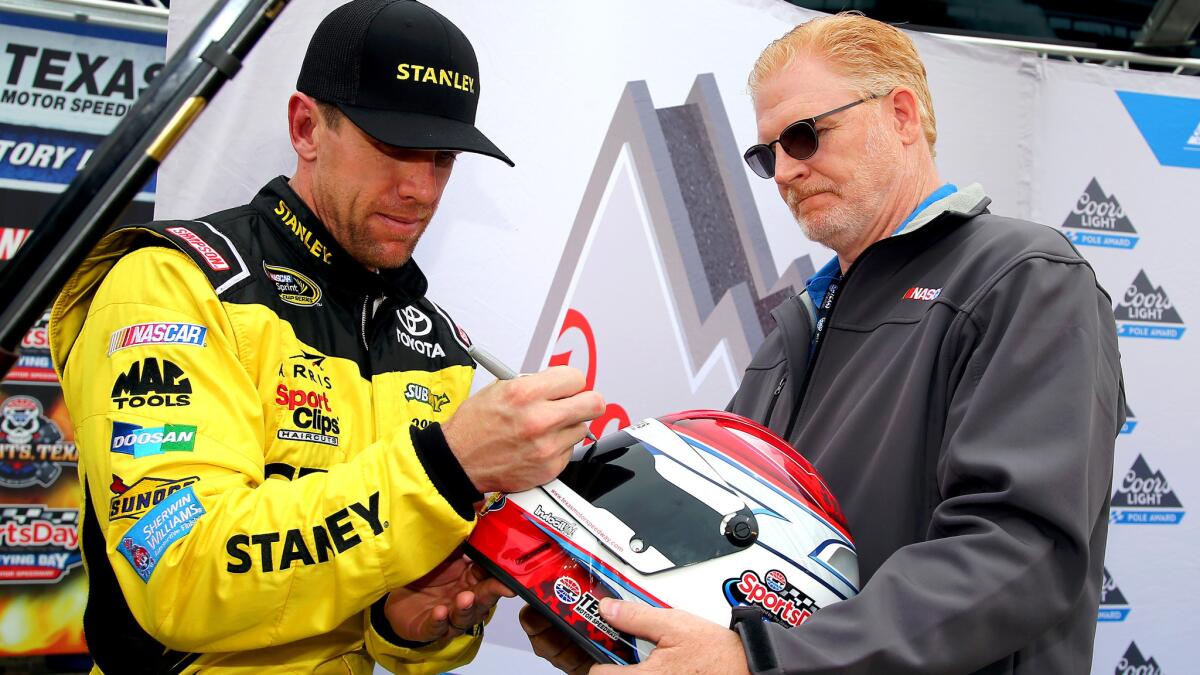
[394,155,439,203]
[773,149,810,187]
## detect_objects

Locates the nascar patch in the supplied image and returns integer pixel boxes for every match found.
[108,322,207,355]
[111,422,197,458]
[117,486,205,582]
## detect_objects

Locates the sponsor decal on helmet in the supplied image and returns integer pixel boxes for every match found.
[534,504,578,538]
[263,262,322,307]
[108,322,207,355]
[109,474,200,521]
[274,200,332,264]
[723,570,819,628]
[1098,566,1131,622]
[1114,271,1185,340]
[118,485,206,582]
[110,421,197,458]
[1059,178,1139,249]
[1115,641,1163,674]
[572,591,620,641]
[111,358,191,409]
[225,492,384,573]
[554,576,582,604]
[0,395,76,488]
[165,226,231,270]
[1111,454,1185,525]
[0,504,81,584]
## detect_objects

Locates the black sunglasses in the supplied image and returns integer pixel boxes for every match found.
[743,92,885,179]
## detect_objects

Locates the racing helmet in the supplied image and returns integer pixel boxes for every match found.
[465,410,858,665]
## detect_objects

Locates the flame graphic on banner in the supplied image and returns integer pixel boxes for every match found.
[0,572,87,655]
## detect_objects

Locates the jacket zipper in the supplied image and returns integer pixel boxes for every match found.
[360,296,371,349]
[763,372,788,425]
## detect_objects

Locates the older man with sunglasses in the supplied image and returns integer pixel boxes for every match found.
[521,12,1125,675]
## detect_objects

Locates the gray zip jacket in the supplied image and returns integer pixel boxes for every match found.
[728,185,1125,675]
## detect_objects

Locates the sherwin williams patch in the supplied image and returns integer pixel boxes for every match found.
[118,486,205,582]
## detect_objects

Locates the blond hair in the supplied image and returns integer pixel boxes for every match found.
[749,12,937,154]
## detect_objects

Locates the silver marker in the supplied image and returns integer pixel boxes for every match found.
[466,343,600,447]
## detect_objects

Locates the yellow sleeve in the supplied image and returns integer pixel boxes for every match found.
[364,600,489,674]
[55,247,475,653]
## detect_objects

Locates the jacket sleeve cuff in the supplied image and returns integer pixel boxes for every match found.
[369,594,434,649]
[410,422,482,521]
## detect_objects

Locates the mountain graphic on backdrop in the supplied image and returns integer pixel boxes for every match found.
[1112,454,1183,508]
[1114,271,1183,324]
[1117,642,1162,674]
[1062,178,1136,233]
[1100,567,1128,606]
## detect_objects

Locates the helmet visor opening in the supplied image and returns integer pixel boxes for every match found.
[559,431,754,571]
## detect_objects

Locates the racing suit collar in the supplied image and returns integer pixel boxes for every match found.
[253,176,429,303]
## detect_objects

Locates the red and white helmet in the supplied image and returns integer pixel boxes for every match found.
[466,410,858,665]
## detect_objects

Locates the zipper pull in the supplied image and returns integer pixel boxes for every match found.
[773,372,788,396]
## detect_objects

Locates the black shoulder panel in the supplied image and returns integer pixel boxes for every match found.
[124,208,260,298]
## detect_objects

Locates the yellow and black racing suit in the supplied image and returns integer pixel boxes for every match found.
[50,176,486,674]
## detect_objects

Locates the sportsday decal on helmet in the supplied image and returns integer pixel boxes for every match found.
[466,410,859,665]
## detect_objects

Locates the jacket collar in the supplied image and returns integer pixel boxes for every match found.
[896,183,990,235]
[251,176,428,302]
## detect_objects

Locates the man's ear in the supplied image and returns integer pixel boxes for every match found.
[887,87,924,147]
[288,92,321,162]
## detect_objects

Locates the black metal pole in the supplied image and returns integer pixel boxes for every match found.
[0,0,291,375]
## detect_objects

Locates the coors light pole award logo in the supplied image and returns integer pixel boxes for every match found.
[1115,642,1163,675]
[1111,454,1185,525]
[1060,178,1138,249]
[1114,271,1185,340]
[1098,566,1131,622]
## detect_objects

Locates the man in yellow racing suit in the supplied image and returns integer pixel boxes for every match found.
[48,1,603,672]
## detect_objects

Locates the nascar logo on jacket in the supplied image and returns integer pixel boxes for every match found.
[263,262,322,307]
[108,322,207,355]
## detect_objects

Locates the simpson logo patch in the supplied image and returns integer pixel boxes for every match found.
[108,323,207,355]
[165,226,230,271]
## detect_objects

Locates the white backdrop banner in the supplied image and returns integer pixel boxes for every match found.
[1030,59,1200,675]
[158,1,1196,673]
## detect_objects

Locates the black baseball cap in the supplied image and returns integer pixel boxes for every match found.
[297,0,513,166]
